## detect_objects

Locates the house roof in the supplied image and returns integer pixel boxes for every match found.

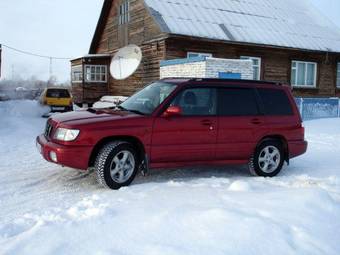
[89,0,113,54]
[90,0,340,54]
[145,0,340,53]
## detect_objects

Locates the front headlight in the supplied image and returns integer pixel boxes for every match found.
[54,128,80,141]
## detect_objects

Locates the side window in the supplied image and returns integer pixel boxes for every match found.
[257,88,293,116]
[218,88,259,116]
[171,88,217,116]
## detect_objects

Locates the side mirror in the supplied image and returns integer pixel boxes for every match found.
[163,106,182,117]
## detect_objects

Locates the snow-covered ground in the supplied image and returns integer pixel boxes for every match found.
[0,100,340,255]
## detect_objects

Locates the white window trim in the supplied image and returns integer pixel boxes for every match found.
[291,60,317,88]
[337,62,340,88]
[71,65,83,83]
[240,56,261,80]
[187,52,213,58]
[119,0,130,25]
[84,65,108,83]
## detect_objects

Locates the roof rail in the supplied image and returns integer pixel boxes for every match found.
[189,78,283,86]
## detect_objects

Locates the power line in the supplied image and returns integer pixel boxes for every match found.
[1,43,72,60]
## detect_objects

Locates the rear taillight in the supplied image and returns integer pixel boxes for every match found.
[300,124,305,139]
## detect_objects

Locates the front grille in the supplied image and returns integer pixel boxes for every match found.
[44,121,53,138]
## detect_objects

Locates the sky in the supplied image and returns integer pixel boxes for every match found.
[0,0,339,82]
[0,0,104,82]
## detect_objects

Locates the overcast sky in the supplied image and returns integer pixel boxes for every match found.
[0,0,339,82]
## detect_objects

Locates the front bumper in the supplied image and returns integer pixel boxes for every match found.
[289,140,308,159]
[36,135,92,170]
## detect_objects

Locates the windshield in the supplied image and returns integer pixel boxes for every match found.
[120,82,177,115]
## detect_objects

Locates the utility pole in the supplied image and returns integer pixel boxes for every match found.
[11,65,15,80]
[49,57,53,79]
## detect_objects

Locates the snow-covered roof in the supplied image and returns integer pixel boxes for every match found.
[145,0,340,53]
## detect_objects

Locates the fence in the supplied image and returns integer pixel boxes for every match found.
[295,98,340,120]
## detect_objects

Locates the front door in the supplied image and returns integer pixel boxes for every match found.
[151,87,218,163]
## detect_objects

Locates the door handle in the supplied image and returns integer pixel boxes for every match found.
[251,118,262,125]
[201,120,213,126]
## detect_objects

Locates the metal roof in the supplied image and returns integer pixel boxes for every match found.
[145,0,340,53]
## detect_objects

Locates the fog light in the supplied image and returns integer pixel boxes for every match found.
[50,151,58,162]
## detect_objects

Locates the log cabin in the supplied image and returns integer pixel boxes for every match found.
[71,0,340,105]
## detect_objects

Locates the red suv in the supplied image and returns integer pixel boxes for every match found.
[37,79,307,189]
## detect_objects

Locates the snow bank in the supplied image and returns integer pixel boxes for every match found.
[0,101,340,255]
[0,100,49,119]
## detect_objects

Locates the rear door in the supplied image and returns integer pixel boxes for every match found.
[151,87,218,163]
[216,87,265,160]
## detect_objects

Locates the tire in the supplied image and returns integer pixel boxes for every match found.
[249,140,284,177]
[95,141,139,190]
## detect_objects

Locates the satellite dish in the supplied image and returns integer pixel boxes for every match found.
[110,44,142,80]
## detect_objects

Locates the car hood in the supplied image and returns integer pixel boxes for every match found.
[51,109,139,125]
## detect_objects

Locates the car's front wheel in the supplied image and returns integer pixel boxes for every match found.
[95,141,139,189]
[249,140,284,177]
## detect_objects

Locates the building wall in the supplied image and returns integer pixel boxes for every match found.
[160,58,253,80]
[165,37,340,98]
[205,58,253,80]
[92,0,165,96]
[71,57,110,104]
[160,61,206,79]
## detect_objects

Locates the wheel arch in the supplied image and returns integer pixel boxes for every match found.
[255,135,289,163]
[88,136,146,168]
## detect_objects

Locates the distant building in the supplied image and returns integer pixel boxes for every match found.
[71,0,340,105]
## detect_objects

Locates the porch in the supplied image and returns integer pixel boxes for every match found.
[70,54,111,106]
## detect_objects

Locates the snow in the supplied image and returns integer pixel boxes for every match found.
[1,100,340,255]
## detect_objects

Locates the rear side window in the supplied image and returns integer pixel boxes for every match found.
[218,88,259,116]
[46,89,70,98]
[257,88,293,115]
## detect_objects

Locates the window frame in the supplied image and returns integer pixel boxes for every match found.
[256,88,294,116]
[187,52,213,59]
[168,86,218,117]
[291,60,317,88]
[119,0,130,25]
[337,62,340,88]
[217,87,261,117]
[84,65,108,83]
[71,65,83,83]
[240,56,262,80]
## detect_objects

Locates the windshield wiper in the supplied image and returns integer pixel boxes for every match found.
[116,105,146,115]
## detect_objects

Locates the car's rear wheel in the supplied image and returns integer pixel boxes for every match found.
[249,140,284,177]
[95,141,139,189]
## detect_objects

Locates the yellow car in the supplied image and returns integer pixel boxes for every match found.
[40,88,73,113]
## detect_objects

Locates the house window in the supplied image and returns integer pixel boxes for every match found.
[291,61,317,87]
[240,56,261,80]
[187,52,212,58]
[119,0,130,25]
[337,62,340,88]
[71,65,83,83]
[85,65,107,83]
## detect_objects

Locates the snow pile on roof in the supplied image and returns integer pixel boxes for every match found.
[145,0,340,52]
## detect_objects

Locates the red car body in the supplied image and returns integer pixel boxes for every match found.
[37,79,307,173]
